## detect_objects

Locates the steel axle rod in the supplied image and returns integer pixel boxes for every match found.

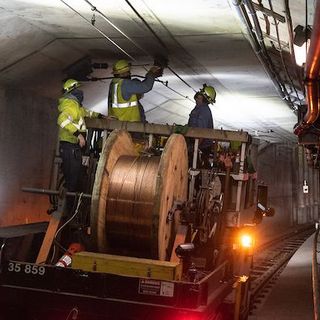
[22,187,92,199]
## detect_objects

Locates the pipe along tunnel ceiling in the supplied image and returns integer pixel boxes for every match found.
[0,0,316,143]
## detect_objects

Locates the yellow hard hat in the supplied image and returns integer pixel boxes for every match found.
[199,84,216,104]
[112,59,131,75]
[63,79,80,93]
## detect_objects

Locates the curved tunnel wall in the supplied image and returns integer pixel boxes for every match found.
[256,143,319,244]
[0,84,57,226]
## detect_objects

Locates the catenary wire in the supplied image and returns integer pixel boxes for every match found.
[59,0,135,60]
[83,0,149,56]
[60,0,195,101]
[123,0,198,92]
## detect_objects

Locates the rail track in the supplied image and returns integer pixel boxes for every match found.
[248,224,316,317]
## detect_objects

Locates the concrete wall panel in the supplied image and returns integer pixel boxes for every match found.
[256,143,296,242]
[0,85,57,226]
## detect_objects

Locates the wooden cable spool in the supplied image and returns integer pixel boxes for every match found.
[91,129,188,260]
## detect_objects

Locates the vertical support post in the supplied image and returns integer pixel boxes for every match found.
[192,139,199,169]
[224,167,231,213]
[188,139,199,202]
[148,133,154,149]
[49,135,61,190]
[239,142,246,174]
[235,143,246,226]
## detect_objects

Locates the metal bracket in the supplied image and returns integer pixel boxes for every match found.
[166,201,184,223]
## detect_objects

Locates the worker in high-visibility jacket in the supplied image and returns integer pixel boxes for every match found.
[108,59,162,122]
[57,79,104,193]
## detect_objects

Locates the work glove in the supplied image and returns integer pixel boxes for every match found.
[173,124,189,135]
[147,65,163,78]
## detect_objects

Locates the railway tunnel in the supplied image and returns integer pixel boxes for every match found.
[0,1,319,319]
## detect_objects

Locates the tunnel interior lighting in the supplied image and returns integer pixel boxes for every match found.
[293,25,312,66]
[294,41,310,67]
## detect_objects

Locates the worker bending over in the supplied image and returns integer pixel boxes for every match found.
[188,84,216,168]
[108,59,162,122]
[57,79,104,195]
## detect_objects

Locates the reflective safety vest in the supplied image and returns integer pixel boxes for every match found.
[109,78,140,122]
[57,94,99,144]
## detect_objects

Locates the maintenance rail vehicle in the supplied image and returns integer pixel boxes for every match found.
[0,119,274,320]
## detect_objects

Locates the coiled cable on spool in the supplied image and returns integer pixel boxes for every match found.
[91,130,188,260]
[106,154,160,255]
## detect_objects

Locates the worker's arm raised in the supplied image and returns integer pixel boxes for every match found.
[122,66,162,99]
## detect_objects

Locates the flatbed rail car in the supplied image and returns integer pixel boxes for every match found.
[0,119,267,320]
[0,258,232,320]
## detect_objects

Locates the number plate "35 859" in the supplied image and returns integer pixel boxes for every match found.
[7,262,46,276]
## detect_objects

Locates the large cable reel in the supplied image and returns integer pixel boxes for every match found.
[90,129,188,260]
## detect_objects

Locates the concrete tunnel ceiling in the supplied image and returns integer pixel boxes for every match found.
[0,0,314,143]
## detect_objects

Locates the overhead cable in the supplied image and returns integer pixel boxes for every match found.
[89,0,197,92]
[83,0,149,56]
[59,0,135,60]
[60,0,195,100]
[167,66,197,92]
[124,0,197,92]
[124,0,169,52]
[91,75,194,101]
[132,75,194,101]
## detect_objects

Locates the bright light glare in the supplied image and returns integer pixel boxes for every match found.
[240,234,254,248]
[214,94,297,124]
[294,40,310,67]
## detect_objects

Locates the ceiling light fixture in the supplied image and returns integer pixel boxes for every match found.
[293,25,312,66]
